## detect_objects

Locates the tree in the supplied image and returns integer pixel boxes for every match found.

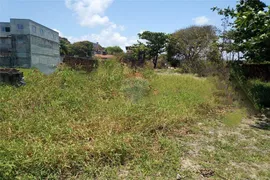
[70,41,93,57]
[168,25,218,63]
[105,46,123,55]
[212,0,270,62]
[120,43,149,68]
[132,42,149,67]
[138,31,169,68]
[218,16,237,61]
[60,37,71,56]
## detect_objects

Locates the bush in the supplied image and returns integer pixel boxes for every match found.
[223,109,246,127]
[63,56,98,72]
[157,54,168,69]
[231,63,270,109]
[121,78,150,102]
[180,60,222,77]
[248,79,270,108]
[118,53,142,68]
[167,58,180,68]
[91,59,125,99]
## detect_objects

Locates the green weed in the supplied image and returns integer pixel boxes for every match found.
[223,109,246,127]
[0,61,269,179]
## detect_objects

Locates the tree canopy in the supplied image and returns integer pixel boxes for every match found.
[60,37,71,56]
[70,41,93,57]
[59,38,94,57]
[105,46,123,55]
[212,0,270,62]
[168,25,218,63]
[138,31,169,68]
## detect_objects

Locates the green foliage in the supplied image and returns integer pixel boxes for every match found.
[59,37,94,57]
[157,54,168,69]
[70,41,93,57]
[207,41,221,63]
[119,52,138,68]
[248,79,270,108]
[59,37,71,56]
[212,0,270,62]
[121,78,150,102]
[119,43,149,68]
[91,60,125,97]
[132,43,149,57]
[1,61,269,179]
[168,25,218,63]
[180,60,221,77]
[138,31,169,68]
[166,25,223,76]
[223,109,246,127]
[105,46,123,55]
[132,43,150,67]
[0,61,224,179]
[231,63,270,109]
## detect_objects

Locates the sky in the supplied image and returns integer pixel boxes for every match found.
[1,0,269,50]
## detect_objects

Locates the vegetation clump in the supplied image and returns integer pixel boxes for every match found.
[1,60,253,179]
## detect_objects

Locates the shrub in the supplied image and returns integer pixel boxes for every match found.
[180,60,223,77]
[231,63,270,109]
[248,79,270,108]
[90,59,125,99]
[157,54,168,69]
[121,78,150,102]
[63,56,98,72]
[223,109,246,127]
[118,53,140,68]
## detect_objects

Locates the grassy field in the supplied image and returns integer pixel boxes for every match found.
[1,61,270,179]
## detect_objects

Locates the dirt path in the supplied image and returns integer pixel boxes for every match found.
[178,107,270,179]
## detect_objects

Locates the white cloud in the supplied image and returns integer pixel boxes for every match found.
[192,16,209,25]
[119,25,125,31]
[68,26,139,51]
[65,0,114,27]
[64,0,138,51]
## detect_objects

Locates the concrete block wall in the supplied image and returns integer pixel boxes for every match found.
[10,19,30,35]
[0,57,11,66]
[0,19,60,71]
[0,37,11,52]
[0,22,12,60]
[0,22,11,37]
[29,21,60,69]
[13,34,31,68]
[0,22,11,67]
[29,20,59,43]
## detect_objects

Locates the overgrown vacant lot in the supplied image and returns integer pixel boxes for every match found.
[1,61,270,179]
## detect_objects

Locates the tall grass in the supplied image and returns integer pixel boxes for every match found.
[1,60,220,179]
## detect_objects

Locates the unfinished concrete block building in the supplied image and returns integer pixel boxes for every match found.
[0,19,60,72]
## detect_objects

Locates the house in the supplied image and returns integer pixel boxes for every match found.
[92,42,106,55]
[0,18,60,70]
